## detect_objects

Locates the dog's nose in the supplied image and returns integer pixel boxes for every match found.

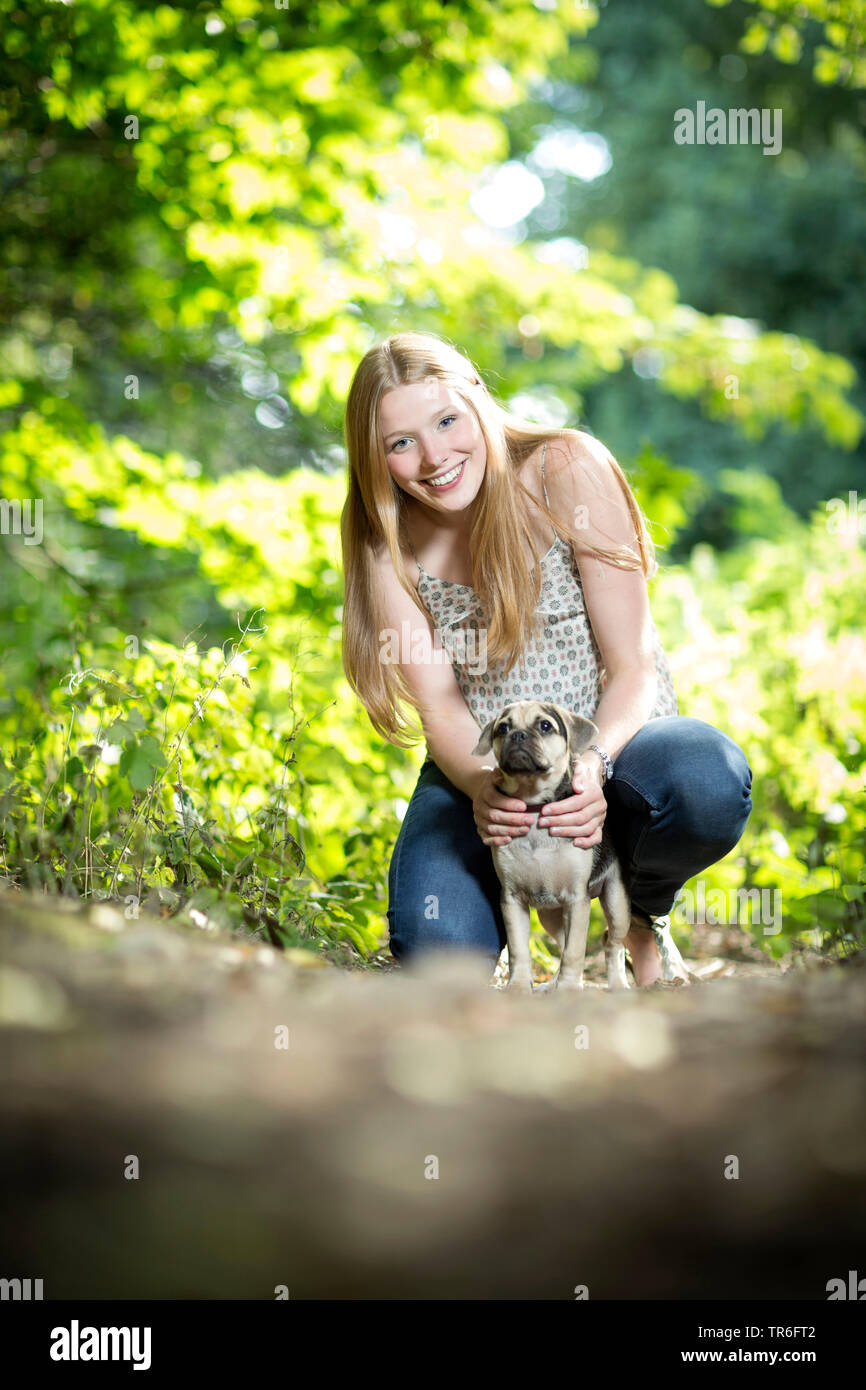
[509,729,527,744]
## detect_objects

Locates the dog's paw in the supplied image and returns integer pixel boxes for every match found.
[505,976,534,995]
[551,975,584,993]
[604,940,631,992]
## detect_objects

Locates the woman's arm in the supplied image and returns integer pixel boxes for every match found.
[544,431,661,772]
[531,433,662,846]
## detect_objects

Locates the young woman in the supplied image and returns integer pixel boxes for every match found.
[340,331,752,987]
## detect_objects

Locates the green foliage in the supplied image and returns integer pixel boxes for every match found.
[0,399,405,960]
[0,0,859,479]
[710,0,866,88]
[559,0,866,527]
[0,604,384,960]
[652,508,866,957]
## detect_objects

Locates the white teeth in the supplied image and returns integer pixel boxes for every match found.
[425,460,465,487]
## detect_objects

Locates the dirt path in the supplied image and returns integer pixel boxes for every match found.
[1,892,864,1299]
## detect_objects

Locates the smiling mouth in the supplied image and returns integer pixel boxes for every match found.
[422,459,467,489]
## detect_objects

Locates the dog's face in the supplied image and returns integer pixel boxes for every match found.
[471,700,597,788]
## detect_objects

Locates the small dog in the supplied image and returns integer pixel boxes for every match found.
[472,700,631,993]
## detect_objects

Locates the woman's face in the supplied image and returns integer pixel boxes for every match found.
[379,381,487,514]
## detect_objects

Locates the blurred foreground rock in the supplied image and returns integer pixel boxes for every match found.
[1,892,864,1299]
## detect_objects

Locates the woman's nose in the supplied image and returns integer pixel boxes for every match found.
[421,438,443,466]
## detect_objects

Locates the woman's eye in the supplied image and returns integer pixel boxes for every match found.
[390,415,456,452]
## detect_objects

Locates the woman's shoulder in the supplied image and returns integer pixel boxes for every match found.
[535,430,640,560]
[540,428,615,478]
[540,429,627,507]
[513,431,573,500]
[514,429,607,496]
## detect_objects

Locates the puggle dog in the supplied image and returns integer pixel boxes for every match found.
[472,700,631,993]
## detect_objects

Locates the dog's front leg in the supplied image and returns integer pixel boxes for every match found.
[554,894,591,991]
[601,866,631,992]
[501,894,533,993]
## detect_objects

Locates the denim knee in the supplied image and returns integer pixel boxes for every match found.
[386,763,505,967]
[665,721,753,852]
[388,908,502,967]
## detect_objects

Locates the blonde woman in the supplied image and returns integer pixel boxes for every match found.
[340,332,752,986]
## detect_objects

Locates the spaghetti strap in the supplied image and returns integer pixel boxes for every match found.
[539,439,564,552]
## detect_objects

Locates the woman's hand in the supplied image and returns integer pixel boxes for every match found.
[472,768,532,847]
[537,756,608,847]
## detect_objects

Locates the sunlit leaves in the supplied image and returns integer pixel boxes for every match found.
[713,0,866,88]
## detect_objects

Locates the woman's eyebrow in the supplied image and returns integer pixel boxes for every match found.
[383,405,453,443]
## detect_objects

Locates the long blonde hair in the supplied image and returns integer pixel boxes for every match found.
[340,331,658,748]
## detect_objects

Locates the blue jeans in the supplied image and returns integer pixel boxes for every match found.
[386,716,753,971]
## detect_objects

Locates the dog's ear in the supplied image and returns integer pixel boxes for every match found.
[471,719,497,756]
[564,711,598,759]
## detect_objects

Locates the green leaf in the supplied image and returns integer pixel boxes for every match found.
[119,735,167,791]
[104,708,147,744]
[194,850,223,881]
[254,855,283,876]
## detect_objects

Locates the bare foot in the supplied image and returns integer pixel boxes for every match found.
[625,924,692,987]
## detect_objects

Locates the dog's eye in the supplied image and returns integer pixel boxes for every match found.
[538,719,553,733]
[496,722,509,736]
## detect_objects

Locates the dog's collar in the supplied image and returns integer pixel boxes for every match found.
[520,768,576,812]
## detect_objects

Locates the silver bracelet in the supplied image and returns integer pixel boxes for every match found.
[588,744,613,784]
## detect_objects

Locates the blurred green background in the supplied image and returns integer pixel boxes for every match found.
[1,0,864,967]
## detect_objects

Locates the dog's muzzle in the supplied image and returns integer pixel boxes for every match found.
[500,733,549,774]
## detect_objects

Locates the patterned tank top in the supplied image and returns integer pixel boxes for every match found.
[404,441,678,741]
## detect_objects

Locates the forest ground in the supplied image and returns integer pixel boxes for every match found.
[1,890,864,1300]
